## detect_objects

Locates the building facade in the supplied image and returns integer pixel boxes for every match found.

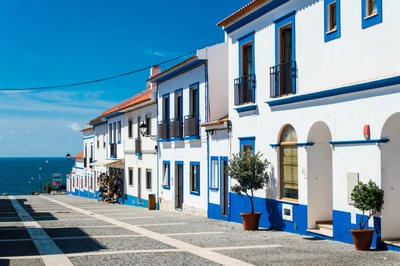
[218,0,400,249]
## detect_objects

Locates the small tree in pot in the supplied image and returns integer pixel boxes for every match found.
[227,150,270,230]
[350,180,384,250]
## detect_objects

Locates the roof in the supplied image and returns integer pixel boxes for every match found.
[201,117,229,127]
[89,116,103,126]
[148,56,206,84]
[101,89,154,117]
[74,152,84,159]
[80,127,92,132]
[217,0,266,27]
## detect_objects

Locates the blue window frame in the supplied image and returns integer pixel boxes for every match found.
[108,123,112,144]
[239,136,255,153]
[361,0,382,29]
[117,121,121,144]
[271,11,297,98]
[159,93,170,142]
[162,161,170,189]
[235,31,256,106]
[190,161,200,195]
[324,0,341,42]
[209,156,219,190]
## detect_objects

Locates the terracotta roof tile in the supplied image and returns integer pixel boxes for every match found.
[74,152,84,159]
[217,0,266,27]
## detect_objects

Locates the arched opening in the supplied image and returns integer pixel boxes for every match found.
[381,113,400,240]
[279,125,298,201]
[307,121,333,236]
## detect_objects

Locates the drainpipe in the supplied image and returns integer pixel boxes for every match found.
[204,60,210,217]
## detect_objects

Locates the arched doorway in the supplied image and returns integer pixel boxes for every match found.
[307,121,333,236]
[381,113,400,240]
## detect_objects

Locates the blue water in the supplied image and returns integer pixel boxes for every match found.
[0,157,75,195]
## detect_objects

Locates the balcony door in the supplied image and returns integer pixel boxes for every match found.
[242,43,253,104]
[175,163,183,210]
[280,26,292,95]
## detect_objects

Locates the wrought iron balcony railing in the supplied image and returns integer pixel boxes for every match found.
[270,61,297,98]
[234,74,256,105]
[158,120,169,140]
[170,118,183,139]
[184,114,199,137]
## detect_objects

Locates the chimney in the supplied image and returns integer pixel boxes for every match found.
[148,65,161,90]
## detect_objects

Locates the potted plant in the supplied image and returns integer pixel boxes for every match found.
[227,150,270,230]
[350,180,384,250]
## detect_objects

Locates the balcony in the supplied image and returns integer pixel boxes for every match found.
[234,74,256,106]
[170,118,183,139]
[158,121,169,140]
[270,61,297,98]
[135,138,141,155]
[184,114,199,138]
[110,143,117,157]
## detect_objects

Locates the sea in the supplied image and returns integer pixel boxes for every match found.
[0,157,75,195]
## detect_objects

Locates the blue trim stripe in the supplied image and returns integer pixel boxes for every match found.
[329,139,389,145]
[234,104,257,113]
[266,75,400,107]
[155,60,206,83]
[224,0,290,34]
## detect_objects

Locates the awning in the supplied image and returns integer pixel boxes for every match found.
[90,159,124,169]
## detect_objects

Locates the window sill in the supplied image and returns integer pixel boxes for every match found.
[364,11,378,20]
[326,27,337,35]
[278,198,299,205]
[184,136,201,141]
[170,137,184,142]
[190,191,200,196]
[162,186,170,190]
[234,103,257,113]
[209,187,218,191]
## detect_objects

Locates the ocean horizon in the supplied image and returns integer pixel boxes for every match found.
[0,157,75,195]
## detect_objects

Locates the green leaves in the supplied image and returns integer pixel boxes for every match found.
[350,180,384,229]
[227,150,270,213]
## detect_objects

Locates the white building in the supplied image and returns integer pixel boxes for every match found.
[218,0,400,249]
[150,43,229,217]
[66,151,83,196]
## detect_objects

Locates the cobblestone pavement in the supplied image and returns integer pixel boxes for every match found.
[2,195,400,266]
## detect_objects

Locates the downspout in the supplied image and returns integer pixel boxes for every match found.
[204,60,210,217]
[156,93,160,210]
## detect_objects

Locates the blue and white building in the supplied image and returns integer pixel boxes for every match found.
[218,0,400,249]
[150,43,229,217]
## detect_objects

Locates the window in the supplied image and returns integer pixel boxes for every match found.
[189,84,199,118]
[280,125,298,201]
[239,136,255,154]
[128,119,133,138]
[171,89,183,139]
[146,169,152,190]
[113,123,116,144]
[235,31,255,106]
[97,138,99,149]
[159,94,170,140]
[137,116,141,138]
[109,124,112,143]
[270,11,296,98]
[210,157,218,190]
[146,116,151,136]
[117,122,121,143]
[324,0,341,42]
[129,167,133,186]
[190,162,200,195]
[185,85,200,138]
[162,161,170,189]
[362,0,382,29]
[103,133,106,148]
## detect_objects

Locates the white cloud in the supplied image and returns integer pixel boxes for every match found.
[26,129,31,132]
[143,49,185,58]
[67,123,81,131]
[9,130,16,134]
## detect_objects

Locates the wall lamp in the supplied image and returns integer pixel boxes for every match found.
[139,122,157,141]
[66,153,71,160]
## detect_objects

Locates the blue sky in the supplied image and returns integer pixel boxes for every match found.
[0,0,249,157]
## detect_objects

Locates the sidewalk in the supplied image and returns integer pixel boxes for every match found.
[1,195,400,266]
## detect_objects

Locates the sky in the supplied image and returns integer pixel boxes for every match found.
[0,0,250,157]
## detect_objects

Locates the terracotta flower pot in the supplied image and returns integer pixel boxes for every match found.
[350,229,374,250]
[240,212,261,230]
